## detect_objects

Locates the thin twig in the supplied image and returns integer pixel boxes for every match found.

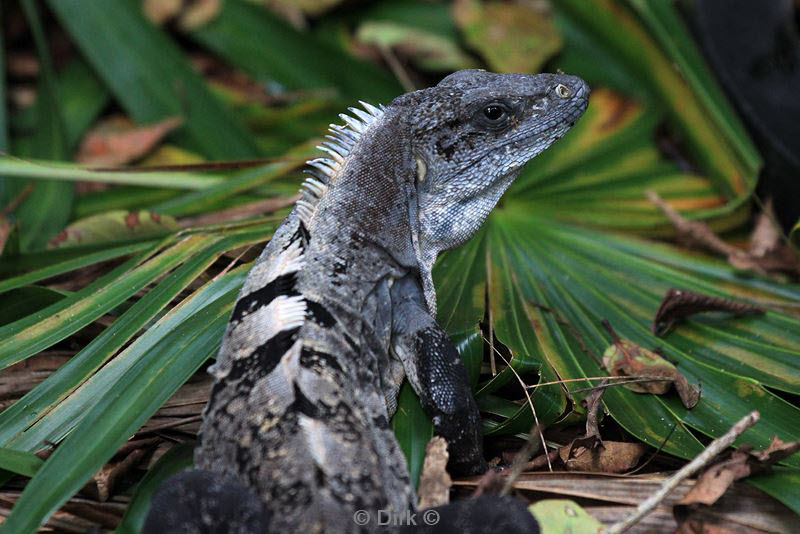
[480,332,552,473]
[500,423,544,496]
[569,376,673,394]
[377,45,416,92]
[522,448,561,471]
[606,410,759,533]
[1,183,34,215]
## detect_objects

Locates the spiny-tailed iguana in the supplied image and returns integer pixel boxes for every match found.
[144,69,589,533]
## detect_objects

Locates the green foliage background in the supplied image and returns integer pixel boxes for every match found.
[0,1,798,531]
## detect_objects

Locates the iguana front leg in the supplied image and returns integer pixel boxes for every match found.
[390,275,487,475]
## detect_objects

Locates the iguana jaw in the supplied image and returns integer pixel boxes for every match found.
[404,71,590,312]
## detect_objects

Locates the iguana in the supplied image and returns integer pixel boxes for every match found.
[144,69,589,533]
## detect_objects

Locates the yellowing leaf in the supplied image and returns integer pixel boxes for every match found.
[529,499,604,533]
[453,0,562,73]
[357,21,478,72]
[48,211,178,249]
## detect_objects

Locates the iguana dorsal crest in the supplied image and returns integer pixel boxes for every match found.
[296,101,386,228]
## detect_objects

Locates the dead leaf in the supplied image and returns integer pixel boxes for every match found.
[652,288,765,336]
[356,21,478,72]
[143,0,184,25]
[88,447,150,501]
[674,439,800,533]
[417,436,452,510]
[583,378,609,442]
[680,438,800,507]
[648,191,800,277]
[144,0,221,30]
[0,216,12,256]
[602,320,700,408]
[675,512,766,534]
[748,199,781,258]
[268,0,344,18]
[559,441,647,473]
[7,52,39,78]
[48,210,178,249]
[0,183,34,255]
[752,436,800,464]
[680,452,752,507]
[453,0,562,73]
[178,0,222,30]
[77,116,183,167]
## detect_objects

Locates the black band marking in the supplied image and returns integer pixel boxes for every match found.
[231,272,299,324]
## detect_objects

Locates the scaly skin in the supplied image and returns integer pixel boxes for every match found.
[144,70,589,533]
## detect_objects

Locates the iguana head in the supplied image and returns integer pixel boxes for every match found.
[395,70,590,311]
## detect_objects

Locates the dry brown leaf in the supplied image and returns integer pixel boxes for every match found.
[749,199,782,258]
[675,513,765,534]
[583,378,609,442]
[602,320,700,409]
[417,436,452,510]
[178,0,222,30]
[88,448,149,502]
[0,216,12,256]
[673,439,800,533]
[77,115,183,167]
[680,438,800,507]
[558,441,647,473]
[648,191,800,277]
[143,0,184,25]
[652,288,765,336]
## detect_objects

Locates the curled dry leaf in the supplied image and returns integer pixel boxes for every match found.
[652,288,765,336]
[559,441,647,473]
[673,438,800,533]
[602,320,700,409]
[77,116,183,168]
[87,448,149,502]
[417,436,451,510]
[680,437,800,507]
[648,191,800,277]
[582,378,610,442]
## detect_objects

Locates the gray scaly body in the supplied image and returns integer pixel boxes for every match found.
[145,70,589,533]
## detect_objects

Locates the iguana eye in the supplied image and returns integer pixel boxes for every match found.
[483,105,506,121]
[555,84,572,98]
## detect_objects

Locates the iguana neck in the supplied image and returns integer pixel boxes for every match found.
[308,108,421,279]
